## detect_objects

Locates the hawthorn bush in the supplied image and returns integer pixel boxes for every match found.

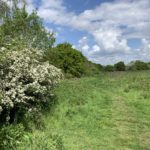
[0,4,65,149]
[0,47,63,124]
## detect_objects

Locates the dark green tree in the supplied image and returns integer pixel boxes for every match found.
[127,60,149,70]
[147,62,150,69]
[83,61,100,76]
[44,43,87,77]
[44,42,100,77]
[104,65,114,72]
[114,61,125,71]
[134,61,149,70]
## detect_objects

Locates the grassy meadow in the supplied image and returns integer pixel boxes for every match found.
[18,71,150,150]
[0,3,150,150]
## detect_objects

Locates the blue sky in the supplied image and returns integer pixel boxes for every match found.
[63,0,107,14]
[26,0,150,65]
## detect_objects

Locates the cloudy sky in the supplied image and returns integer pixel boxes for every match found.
[26,0,150,65]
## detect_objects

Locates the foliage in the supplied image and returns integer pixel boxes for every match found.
[0,0,9,17]
[0,124,25,150]
[0,2,149,149]
[18,133,65,150]
[97,64,104,71]
[44,43,100,77]
[104,65,115,72]
[147,62,150,69]
[0,0,26,17]
[0,47,63,124]
[0,7,55,50]
[114,61,125,71]
[44,43,86,77]
[83,60,101,76]
[127,60,149,70]
[31,71,149,150]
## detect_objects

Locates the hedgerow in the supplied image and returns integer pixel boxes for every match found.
[44,43,100,77]
[0,47,63,124]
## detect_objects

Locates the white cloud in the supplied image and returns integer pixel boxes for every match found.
[26,0,35,13]
[77,37,150,65]
[140,39,150,55]
[26,0,150,64]
[92,27,131,54]
[37,0,74,25]
[92,45,101,52]
[78,36,90,56]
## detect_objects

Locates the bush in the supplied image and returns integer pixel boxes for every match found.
[44,43,100,77]
[147,62,150,69]
[114,61,125,71]
[134,61,149,70]
[0,124,25,150]
[104,65,115,72]
[83,61,100,76]
[44,43,86,77]
[127,60,149,71]
[18,133,65,150]
[0,47,63,124]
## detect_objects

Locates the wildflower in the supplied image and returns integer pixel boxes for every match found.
[0,48,63,121]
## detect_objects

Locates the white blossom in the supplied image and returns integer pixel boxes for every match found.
[0,48,63,120]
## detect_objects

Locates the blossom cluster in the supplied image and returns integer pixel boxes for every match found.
[0,48,63,121]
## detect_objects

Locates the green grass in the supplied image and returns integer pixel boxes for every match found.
[19,71,150,150]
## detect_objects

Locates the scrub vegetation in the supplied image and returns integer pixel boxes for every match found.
[0,1,150,150]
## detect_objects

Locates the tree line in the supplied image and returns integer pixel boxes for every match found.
[103,61,150,72]
[0,1,149,149]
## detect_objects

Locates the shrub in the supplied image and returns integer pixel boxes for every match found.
[134,61,149,70]
[127,60,149,70]
[82,60,100,76]
[44,43,100,77]
[0,47,63,124]
[147,62,150,69]
[104,65,115,72]
[18,133,65,150]
[98,64,104,71]
[44,43,87,77]
[0,124,25,150]
[114,61,125,71]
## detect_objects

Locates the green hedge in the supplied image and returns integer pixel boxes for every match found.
[44,43,100,77]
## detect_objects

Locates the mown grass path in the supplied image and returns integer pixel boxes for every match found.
[20,71,150,150]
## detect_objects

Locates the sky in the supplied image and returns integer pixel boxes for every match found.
[26,0,150,65]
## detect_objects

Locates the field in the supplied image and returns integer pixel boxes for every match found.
[19,71,150,150]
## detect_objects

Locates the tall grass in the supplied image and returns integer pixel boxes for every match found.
[18,71,150,150]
